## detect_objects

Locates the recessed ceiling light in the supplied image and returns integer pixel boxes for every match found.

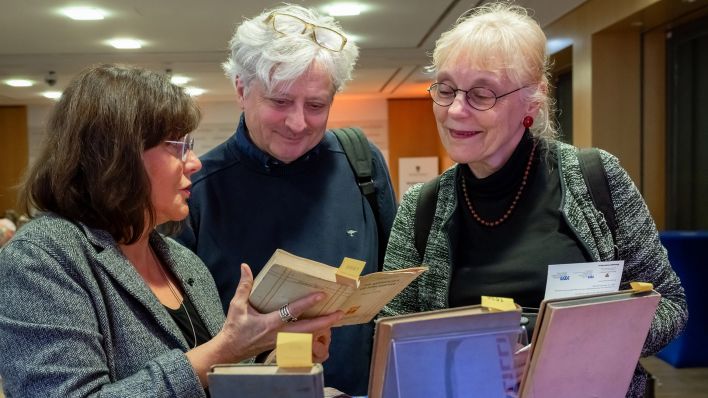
[323,2,368,16]
[185,87,205,97]
[107,39,143,49]
[171,75,190,86]
[61,7,107,20]
[5,79,34,87]
[42,91,63,100]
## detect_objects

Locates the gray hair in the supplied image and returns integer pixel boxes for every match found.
[223,4,359,93]
[431,2,557,140]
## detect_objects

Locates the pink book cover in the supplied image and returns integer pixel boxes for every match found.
[521,290,660,398]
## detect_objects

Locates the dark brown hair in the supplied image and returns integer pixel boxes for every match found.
[20,64,201,244]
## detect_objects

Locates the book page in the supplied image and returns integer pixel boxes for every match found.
[250,263,355,318]
[335,267,427,326]
[254,249,338,283]
[250,250,427,325]
[211,364,322,375]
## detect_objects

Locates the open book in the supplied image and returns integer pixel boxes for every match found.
[519,289,661,398]
[369,304,522,398]
[249,249,427,327]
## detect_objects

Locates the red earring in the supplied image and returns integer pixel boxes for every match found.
[523,116,534,128]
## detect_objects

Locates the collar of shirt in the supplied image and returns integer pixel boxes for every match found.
[232,113,326,173]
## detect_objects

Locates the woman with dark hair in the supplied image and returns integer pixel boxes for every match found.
[0,64,340,397]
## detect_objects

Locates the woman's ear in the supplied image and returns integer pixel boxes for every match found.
[526,81,547,116]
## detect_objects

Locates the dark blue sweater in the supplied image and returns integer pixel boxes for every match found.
[178,115,396,395]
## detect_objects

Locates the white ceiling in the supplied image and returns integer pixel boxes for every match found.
[0,0,586,105]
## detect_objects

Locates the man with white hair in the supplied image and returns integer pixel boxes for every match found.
[178,5,396,394]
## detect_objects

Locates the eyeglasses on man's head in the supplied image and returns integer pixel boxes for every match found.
[427,82,528,111]
[165,133,195,162]
[266,12,347,52]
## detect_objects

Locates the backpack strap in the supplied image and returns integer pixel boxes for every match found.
[332,127,386,270]
[577,148,619,258]
[413,175,441,258]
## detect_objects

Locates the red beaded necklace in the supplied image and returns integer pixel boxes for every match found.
[460,140,538,227]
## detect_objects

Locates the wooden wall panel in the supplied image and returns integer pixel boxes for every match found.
[591,30,642,183]
[642,28,667,228]
[387,98,440,198]
[0,106,29,214]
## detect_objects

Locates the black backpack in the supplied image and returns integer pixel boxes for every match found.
[413,148,618,258]
[332,127,388,271]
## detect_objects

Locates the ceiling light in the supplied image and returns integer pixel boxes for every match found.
[171,75,191,86]
[61,7,107,20]
[323,2,367,16]
[107,39,143,49]
[42,91,62,100]
[5,79,34,87]
[185,87,205,96]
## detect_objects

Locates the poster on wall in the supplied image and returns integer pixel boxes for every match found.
[398,157,438,200]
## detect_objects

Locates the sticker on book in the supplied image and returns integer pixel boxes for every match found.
[481,296,516,312]
[630,281,653,292]
[276,332,312,368]
[336,257,366,280]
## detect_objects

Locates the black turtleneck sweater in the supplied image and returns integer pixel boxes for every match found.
[448,133,590,309]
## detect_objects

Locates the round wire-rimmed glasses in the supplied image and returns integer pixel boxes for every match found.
[266,12,348,52]
[428,82,529,111]
[164,133,195,162]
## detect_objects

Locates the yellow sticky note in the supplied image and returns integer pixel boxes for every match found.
[276,332,313,368]
[630,281,653,292]
[336,257,366,280]
[481,296,516,312]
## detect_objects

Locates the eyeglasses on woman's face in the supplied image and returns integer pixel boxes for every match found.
[164,133,195,162]
[428,82,528,111]
[266,12,347,52]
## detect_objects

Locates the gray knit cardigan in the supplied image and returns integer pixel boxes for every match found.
[381,140,687,398]
[0,214,226,397]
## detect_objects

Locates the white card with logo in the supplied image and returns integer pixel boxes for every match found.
[544,261,624,300]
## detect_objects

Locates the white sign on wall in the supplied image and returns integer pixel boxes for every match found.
[398,157,439,200]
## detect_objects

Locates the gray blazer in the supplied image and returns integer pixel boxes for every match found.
[0,214,226,397]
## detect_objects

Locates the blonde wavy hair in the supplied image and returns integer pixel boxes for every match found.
[431,2,557,139]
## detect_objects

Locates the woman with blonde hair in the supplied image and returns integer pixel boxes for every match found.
[381,3,686,397]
